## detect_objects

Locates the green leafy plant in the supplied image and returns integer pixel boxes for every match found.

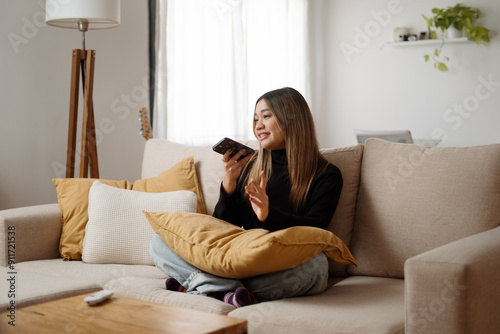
[422,3,490,72]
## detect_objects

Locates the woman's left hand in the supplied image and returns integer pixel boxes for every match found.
[245,171,269,222]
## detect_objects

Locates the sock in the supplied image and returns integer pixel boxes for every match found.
[223,287,257,308]
[165,278,186,292]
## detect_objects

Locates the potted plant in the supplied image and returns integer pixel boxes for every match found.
[422,3,490,72]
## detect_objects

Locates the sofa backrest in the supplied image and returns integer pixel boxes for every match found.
[142,139,258,216]
[321,145,364,276]
[348,139,500,279]
[144,139,500,279]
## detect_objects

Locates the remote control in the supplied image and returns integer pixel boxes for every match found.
[84,290,114,306]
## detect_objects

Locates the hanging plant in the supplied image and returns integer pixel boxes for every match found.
[422,3,490,72]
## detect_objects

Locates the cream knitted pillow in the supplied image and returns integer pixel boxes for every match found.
[82,181,197,265]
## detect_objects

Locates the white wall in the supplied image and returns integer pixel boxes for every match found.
[2,0,499,210]
[0,1,149,210]
[310,0,500,149]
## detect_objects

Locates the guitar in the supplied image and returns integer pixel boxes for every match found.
[139,107,153,141]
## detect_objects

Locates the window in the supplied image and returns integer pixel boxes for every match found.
[154,0,309,145]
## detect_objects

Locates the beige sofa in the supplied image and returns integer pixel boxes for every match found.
[1,138,499,333]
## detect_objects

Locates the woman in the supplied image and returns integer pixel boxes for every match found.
[150,87,343,307]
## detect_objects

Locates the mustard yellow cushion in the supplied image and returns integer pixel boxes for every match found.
[53,156,206,261]
[144,211,357,279]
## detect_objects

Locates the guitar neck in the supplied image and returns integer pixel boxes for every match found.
[140,107,153,141]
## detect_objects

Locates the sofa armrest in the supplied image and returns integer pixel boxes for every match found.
[404,226,500,334]
[0,204,62,266]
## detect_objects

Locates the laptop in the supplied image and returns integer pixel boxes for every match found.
[355,130,413,144]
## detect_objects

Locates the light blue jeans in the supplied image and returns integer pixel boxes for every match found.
[150,234,329,302]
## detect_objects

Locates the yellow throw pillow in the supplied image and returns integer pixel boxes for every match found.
[53,156,206,261]
[144,211,357,279]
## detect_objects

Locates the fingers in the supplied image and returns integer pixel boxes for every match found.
[245,184,265,208]
[222,149,249,162]
[246,172,266,193]
[259,170,267,189]
[221,150,232,163]
[237,151,253,165]
[222,150,253,169]
[221,150,253,194]
[245,174,269,222]
[245,177,265,201]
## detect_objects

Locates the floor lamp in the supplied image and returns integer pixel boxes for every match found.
[45,0,121,178]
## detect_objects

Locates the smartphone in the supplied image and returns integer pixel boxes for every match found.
[212,137,255,160]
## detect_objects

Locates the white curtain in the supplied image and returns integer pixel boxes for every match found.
[154,0,309,145]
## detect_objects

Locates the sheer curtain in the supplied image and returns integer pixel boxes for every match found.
[154,0,309,145]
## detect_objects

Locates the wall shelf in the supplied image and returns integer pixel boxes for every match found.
[384,37,470,48]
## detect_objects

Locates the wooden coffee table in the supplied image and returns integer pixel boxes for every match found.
[1,293,247,333]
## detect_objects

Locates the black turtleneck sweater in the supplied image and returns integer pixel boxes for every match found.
[213,149,343,232]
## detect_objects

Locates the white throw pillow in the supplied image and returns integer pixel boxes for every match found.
[82,181,197,265]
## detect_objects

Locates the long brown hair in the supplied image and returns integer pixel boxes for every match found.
[243,87,327,212]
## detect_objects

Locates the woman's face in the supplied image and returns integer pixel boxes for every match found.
[253,99,285,150]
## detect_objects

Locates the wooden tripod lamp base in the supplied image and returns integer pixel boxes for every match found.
[44,0,120,179]
[66,49,99,179]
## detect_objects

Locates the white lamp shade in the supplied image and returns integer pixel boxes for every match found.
[46,0,120,30]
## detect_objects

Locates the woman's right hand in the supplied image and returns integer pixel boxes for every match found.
[221,149,253,194]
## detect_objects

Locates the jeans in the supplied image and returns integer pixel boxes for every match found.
[150,234,329,302]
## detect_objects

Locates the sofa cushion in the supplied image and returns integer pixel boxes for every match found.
[349,139,500,278]
[132,156,206,214]
[228,276,405,334]
[82,182,198,265]
[141,139,258,216]
[53,156,205,261]
[16,258,167,284]
[145,211,356,279]
[2,259,167,309]
[104,277,235,315]
[321,145,364,276]
[0,268,101,309]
